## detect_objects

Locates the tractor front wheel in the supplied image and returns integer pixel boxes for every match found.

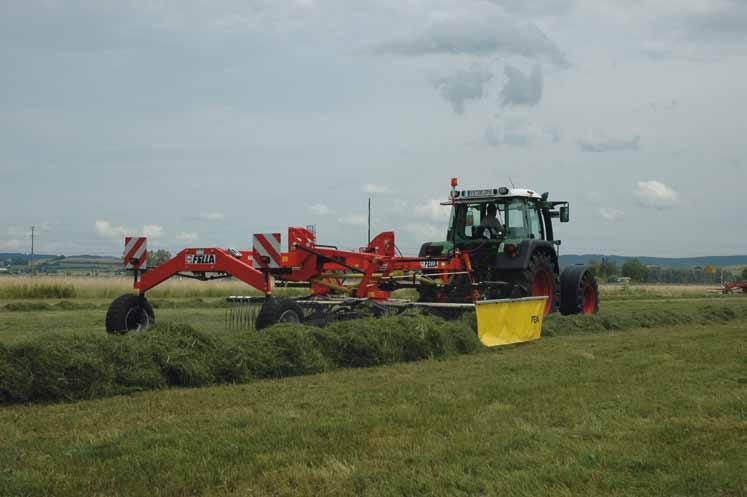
[105,294,155,334]
[560,266,599,315]
[255,298,305,330]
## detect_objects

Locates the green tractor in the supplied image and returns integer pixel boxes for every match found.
[418,181,599,316]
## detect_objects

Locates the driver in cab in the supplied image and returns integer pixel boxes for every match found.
[479,203,503,239]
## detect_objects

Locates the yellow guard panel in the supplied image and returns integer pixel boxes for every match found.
[475,297,547,347]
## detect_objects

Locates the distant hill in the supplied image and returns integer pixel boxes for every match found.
[0,253,121,273]
[0,252,59,261]
[0,253,115,261]
[560,254,747,268]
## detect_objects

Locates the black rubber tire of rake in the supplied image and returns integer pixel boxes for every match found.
[255,297,305,330]
[105,294,155,334]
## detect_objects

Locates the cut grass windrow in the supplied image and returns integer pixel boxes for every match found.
[2,302,746,406]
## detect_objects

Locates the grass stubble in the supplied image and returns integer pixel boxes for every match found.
[0,284,745,497]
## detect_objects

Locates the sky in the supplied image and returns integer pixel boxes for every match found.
[1,0,745,257]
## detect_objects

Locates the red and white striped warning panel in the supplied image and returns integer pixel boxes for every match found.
[253,233,282,269]
[123,237,148,270]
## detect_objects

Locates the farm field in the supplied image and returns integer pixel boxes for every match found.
[1,278,746,497]
[1,313,746,496]
[0,276,267,300]
[1,290,746,345]
[0,276,734,302]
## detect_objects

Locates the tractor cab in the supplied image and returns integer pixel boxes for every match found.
[419,184,569,258]
[447,188,568,247]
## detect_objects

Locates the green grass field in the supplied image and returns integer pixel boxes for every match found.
[1,319,745,497]
[1,296,745,345]
[1,285,746,496]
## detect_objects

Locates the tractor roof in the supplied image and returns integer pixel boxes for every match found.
[440,187,542,205]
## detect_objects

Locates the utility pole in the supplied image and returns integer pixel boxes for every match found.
[29,225,35,276]
[367,198,371,244]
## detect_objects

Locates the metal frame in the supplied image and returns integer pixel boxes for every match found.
[723,281,747,294]
[131,228,476,303]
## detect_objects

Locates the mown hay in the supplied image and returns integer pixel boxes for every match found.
[0,315,480,405]
[1,304,745,405]
[1,335,114,403]
[541,303,747,337]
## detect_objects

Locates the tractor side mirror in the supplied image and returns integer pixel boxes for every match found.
[559,206,570,223]
[466,212,474,227]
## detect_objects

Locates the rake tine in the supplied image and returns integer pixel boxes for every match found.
[225,301,258,332]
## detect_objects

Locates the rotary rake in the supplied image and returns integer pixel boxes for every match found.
[106,178,600,347]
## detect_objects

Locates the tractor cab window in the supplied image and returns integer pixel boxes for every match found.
[451,202,506,240]
[464,205,481,238]
[527,201,544,240]
[505,198,529,239]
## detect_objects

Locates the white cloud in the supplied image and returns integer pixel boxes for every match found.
[96,221,165,239]
[501,64,543,107]
[578,132,640,153]
[143,224,164,238]
[185,212,224,222]
[362,184,391,194]
[634,181,679,209]
[404,223,445,242]
[338,214,368,226]
[0,239,23,251]
[201,212,225,222]
[309,204,335,215]
[415,199,451,221]
[7,226,30,237]
[374,2,570,67]
[432,64,493,114]
[599,208,624,222]
[175,231,199,243]
[486,118,560,147]
[95,220,127,239]
[392,199,410,212]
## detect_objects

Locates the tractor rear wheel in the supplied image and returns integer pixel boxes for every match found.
[560,266,599,315]
[255,298,305,330]
[509,252,558,316]
[105,294,155,334]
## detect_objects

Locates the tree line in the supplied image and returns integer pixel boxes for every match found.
[586,257,747,284]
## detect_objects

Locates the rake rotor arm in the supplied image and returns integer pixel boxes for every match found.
[126,229,473,300]
[135,247,270,294]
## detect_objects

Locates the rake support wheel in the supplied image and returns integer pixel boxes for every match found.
[255,297,305,330]
[105,294,155,334]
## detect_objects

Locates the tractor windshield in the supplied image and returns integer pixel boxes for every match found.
[448,202,507,241]
[447,198,537,242]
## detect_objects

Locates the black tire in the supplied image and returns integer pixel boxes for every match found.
[505,252,559,316]
[255,297,305,330]
[105,294,155,334]
[560,265,599,315]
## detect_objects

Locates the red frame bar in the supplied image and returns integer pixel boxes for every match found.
[136,247,270,294]
[130,228,474,302]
